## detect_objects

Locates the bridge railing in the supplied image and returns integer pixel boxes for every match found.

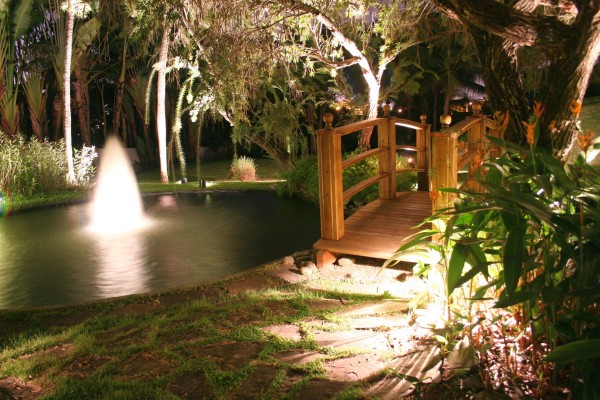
[317,105,430,241]
[430,105,506,213]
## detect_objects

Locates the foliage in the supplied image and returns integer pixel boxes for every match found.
[342,150,417,208]
[278,152,417,208]
[277,155,321,204]
[388,104,600,397]
[230,156,257,181]
[72,144,97,187]
[0,136,95,196]
[0,136,66,196]
[232,81,311,169]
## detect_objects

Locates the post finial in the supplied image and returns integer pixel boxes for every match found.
[383,104,391,117]
[323,113,334,129]
[420,114,427,124]
[471,102,482,117]
[440,114,452,128]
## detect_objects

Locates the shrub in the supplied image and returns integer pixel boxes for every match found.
[230,156,257,181]
[0,136,96,196]
[277,155,320,204]
[0,136,65,196]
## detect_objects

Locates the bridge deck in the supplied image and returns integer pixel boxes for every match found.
[313,191,431,264]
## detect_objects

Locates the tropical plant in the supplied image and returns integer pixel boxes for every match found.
[22,72,49,140]
[387,103,600,397]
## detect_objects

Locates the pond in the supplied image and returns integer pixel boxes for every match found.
[0,191,319,309]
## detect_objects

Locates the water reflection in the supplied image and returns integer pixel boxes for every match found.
[91,231,149,298]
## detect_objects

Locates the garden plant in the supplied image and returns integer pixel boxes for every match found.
[388,103,600,398]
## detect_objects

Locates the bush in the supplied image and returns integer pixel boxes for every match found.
[0,136,66,196]
[0,136,96,196]
[277,156,320,204]
[230,156,257,181]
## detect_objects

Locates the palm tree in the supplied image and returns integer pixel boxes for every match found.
[155,26,169,183]
[64,0,76,182]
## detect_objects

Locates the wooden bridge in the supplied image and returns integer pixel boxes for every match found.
[313,104,505,268]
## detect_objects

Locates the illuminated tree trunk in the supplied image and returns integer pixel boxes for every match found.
[156,27,169,183]
[64,0,75,182]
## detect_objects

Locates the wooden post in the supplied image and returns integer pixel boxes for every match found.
[416,114,429,191]
[378,104,396,200]
[317,113,344,240]
[431,131,459,213]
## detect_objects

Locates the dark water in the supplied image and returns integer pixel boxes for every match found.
[0,191,319,309]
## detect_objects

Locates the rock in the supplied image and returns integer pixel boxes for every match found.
[282,256,295,266]
[299,261,317,276]
[337,257,355,267]
[396,272,408,282]
[299,266,313,276]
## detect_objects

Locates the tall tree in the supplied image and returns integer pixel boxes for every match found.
[267,0,436,149]
[432,0,600,156]
[155,26,169,183]
[64,0,76,182]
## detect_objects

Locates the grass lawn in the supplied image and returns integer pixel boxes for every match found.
[6,158,286,212]
[136,158,285,183]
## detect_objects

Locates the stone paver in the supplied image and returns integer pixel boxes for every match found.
[311,330,390,353]
[334,300,410,317]
[323,354,387,382]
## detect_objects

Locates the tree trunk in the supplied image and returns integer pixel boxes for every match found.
[73,70,91,146]
[52,93,63,141]
[156,27,170,183]
[432,0,600,154]
[249,133,295,170]
[470,29,530,144]
[64,0,75,182]
[113,36,128,141]
[98,81,107,139]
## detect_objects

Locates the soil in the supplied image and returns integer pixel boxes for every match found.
[0,252,511,400]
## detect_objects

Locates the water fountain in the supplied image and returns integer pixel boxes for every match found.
[87,136,148,234]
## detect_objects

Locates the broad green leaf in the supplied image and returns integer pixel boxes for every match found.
[503,227,524,299]
[448,243,469,295]
[545,339,600,363]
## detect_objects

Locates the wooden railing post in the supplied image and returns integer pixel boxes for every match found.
[417,114,430,191]
[431,118,459,214]
[378,104,396,200]
[317,113,344,240]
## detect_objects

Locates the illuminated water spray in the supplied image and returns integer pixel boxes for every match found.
[88,136,147,234]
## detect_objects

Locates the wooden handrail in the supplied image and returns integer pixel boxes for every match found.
[342,148,382,170]
[326,118,388,136]
[343,173,388,201]
[396,145,424,152]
